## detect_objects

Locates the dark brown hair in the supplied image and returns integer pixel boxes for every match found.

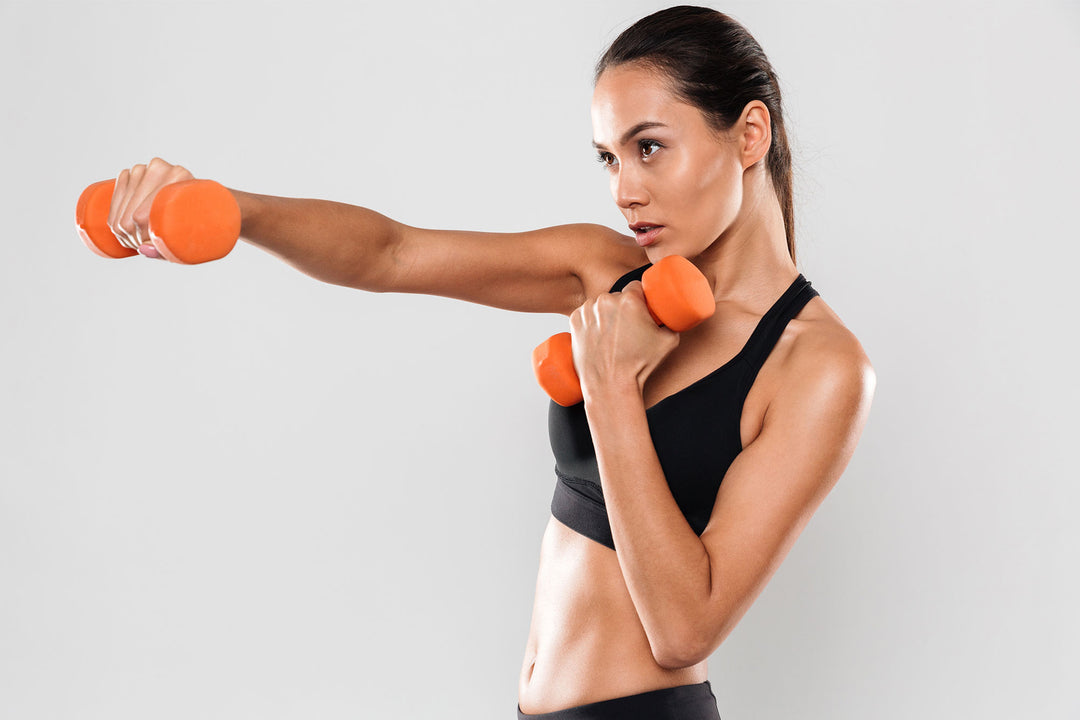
[596,5,797,264]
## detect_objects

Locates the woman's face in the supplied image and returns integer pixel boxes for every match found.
[591,63,744,260]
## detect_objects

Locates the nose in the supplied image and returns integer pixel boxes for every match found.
[612,164,648,210]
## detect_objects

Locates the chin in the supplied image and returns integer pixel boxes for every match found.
[646,244,705,264]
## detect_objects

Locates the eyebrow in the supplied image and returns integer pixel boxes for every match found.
[591,121,669,151]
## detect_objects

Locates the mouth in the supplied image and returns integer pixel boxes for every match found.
[629,223,664,247]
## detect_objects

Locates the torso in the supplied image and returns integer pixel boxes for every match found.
[518,274,847,713]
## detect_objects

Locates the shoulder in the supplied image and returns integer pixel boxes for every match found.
[569,224,650,302]
[771,300,876,436]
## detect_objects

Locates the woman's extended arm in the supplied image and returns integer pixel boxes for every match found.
[230,189,644,316]
[103,158,643,316]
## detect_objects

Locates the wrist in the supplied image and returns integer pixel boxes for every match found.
[227,188,266,240]
[582,376,644,413]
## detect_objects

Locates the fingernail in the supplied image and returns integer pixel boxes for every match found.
[138,244,161,259]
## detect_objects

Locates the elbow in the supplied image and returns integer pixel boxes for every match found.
[652,633,709,671]
[652,610,730,669]
[340,215,406,293]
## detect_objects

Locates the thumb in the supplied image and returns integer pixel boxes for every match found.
[138,243,163,259]
[622,280,661,325]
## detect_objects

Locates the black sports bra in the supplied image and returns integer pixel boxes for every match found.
[547,263,819,550]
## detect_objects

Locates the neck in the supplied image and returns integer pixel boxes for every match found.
[692,165,798,311]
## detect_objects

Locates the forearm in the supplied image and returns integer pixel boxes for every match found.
[585,385,713,667]
[228,189,401,290]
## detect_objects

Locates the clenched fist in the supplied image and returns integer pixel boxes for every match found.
[107,157,195,259]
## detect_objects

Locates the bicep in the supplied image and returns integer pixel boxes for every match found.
[381,221,644,315]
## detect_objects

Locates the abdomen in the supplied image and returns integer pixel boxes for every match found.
[518,515,707,714]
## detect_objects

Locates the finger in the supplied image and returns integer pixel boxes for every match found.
[618,281,656,324]
[592,295,605,324]
[131,193,155,246]
[114,164,147,248]
[619,281,647,310]
[622,280,646,300]
[107,169,134,248]
[125,161,171,246]
[569,299,589,331]
[130,158,187,246]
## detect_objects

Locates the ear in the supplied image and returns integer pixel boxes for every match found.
[737,100,772,171]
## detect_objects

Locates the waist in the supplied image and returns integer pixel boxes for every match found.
[519,515,706,713]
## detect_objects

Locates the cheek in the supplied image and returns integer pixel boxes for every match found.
[674,154,742,234]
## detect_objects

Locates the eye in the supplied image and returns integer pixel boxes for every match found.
[595,151,616,168]
[639,139,662,159]
[595,140,662,170]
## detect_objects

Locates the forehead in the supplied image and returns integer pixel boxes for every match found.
[591,64,697,142]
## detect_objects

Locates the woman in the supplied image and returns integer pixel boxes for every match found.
[103,6,875,719]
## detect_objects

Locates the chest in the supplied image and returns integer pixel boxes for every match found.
[641,308,794,450]
[547,307,804,534]
[548,351,752,536]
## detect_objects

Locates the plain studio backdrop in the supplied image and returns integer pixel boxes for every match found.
[1,1,1077,718]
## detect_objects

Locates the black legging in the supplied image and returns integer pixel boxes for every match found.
[517,680,720,719]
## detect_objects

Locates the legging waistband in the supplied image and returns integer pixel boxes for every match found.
[517,680,719,720]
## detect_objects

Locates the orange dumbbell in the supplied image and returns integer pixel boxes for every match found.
[532,254,715,407]
[75,178,241,265]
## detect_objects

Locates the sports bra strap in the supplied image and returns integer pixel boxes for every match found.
[741,275,816,361]
[610,265,817,373]
[609,263,650,293]
[735,274,818,402]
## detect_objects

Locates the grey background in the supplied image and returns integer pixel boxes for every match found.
[2,0,1077,718]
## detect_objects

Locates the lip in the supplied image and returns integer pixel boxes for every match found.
[629,224,664,247]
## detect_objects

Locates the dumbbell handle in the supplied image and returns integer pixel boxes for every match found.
[533,254,715,407]
[75,178,241,265]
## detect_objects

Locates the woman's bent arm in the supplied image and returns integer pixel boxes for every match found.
[230,189,643,316]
